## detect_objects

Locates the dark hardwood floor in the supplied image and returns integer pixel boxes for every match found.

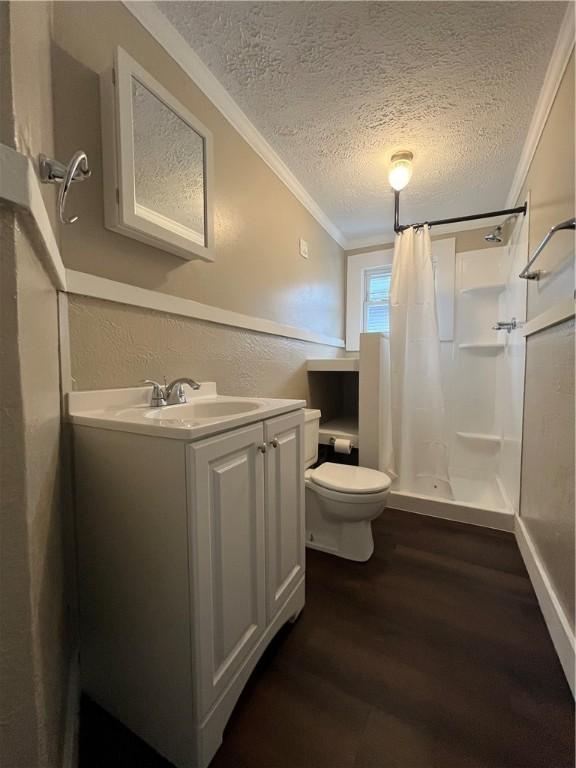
[80,509,574,768]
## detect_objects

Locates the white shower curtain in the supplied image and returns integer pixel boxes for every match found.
[386,226,453,499]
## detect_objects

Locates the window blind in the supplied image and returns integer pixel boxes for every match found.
[363,266,392,333]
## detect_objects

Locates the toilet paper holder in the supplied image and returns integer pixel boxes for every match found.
[329,436,353,455]
[318,423,358,450]
[328,436,354,446]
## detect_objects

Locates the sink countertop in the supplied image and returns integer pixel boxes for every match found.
[67,382,306,441]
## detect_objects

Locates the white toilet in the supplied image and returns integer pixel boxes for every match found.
[303,409,391,562]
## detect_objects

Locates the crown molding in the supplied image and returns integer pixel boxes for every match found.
[506,3,575,208]
[123,1,573,250]
[122,1,346,248]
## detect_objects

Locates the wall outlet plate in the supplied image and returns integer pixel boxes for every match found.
[299,238,309,259]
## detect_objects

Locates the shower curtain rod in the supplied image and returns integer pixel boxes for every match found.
[393,190,527,234]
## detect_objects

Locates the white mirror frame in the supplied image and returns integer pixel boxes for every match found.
[100,47,214,262]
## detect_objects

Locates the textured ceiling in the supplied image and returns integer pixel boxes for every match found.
[157,1,566,241]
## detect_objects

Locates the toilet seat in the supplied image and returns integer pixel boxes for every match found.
[308,462,391,495]
[305,475,390,505]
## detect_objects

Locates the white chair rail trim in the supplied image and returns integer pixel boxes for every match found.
[0,143,67,291]
[523,299,575,337]
[66,270,346,348]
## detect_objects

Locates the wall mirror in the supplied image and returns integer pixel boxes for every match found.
[101,47,214,261]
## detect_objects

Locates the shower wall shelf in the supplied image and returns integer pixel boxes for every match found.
[456,431,501,444]
[460,282,505,295]
[458,342,505,350]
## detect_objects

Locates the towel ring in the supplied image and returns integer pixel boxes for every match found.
[39,151,91,224]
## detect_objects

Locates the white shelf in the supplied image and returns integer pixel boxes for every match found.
[456,431,501,444]
[318,417,359,448]
[458,342,505,351]
[307,357,359,372]
[460,282,505,295]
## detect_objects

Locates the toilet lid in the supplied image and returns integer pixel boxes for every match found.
[309,463,391,494]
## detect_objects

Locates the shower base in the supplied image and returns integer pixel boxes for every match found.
[389,475,514,532]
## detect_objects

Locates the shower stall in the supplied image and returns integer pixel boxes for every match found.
[309,212,528,531]
[387,213,529,529]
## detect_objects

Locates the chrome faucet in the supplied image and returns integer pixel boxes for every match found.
[141,377,201,407]
[492,317,522,334]
[141,379,167,407]
[165,377,201,405]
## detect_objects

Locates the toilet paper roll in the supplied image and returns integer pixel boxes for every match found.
[333,438,352,455]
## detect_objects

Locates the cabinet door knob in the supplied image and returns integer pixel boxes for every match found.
[270,438,279,448]
[258,443,267,453]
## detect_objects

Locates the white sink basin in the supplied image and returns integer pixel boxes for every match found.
[67,382,305,441]
[145,398,263,422]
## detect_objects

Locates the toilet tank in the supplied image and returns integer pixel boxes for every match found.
[303,408,321,468]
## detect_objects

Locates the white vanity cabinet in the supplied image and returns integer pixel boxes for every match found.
[188,422,267,716]
[263,412,306,620]
[73,406,305,768]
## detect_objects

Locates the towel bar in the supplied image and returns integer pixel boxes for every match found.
[519,217,575,280]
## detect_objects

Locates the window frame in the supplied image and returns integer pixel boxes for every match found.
[345,239,455,351]
[362,265,392,335]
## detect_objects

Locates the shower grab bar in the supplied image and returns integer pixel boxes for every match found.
[519,217,575,280]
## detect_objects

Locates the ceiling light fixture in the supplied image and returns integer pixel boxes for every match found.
[388,150,414,191]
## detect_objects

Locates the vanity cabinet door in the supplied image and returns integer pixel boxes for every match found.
[187,423,266,715]
[264,411,305,622]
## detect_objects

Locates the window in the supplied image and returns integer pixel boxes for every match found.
[363,266,392,334]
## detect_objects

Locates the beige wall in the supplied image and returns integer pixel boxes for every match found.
[0,208,39,767]
[0,1,14,145]
[48,0,346,397]
[68,295,339,396]
[521,319,575,629]
[17,225,67,766]
[51,1,345,339]
[0,4,71,767]
[519,51,574,321]
[518,54,575,633]
[0,218,68,768]
[9,0,58,227]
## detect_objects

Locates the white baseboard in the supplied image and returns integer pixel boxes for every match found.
[62,652,80,768]
[515,517,575,697]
